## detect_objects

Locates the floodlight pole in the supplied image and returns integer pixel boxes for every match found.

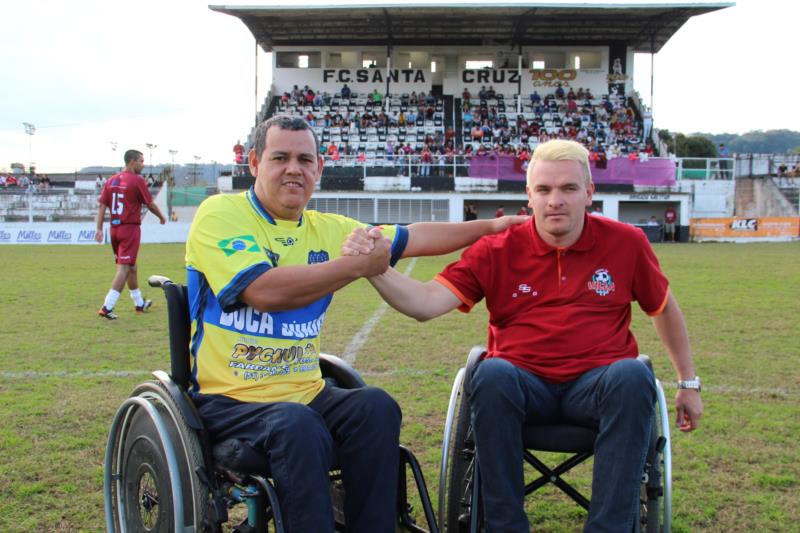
[145,143,157,175]
[22,122,35,174]
[110,141,118,169]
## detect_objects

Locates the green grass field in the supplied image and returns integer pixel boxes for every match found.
[0,241,798,532]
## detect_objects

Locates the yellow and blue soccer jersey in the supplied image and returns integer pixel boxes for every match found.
[185,188,407,405]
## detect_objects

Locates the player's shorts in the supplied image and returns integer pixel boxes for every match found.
[110,224,141,265]
[664,222,676,233]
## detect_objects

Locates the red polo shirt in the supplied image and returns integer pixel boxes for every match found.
[435,214,669,383]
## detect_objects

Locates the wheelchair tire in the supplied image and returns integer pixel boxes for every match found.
[641,379,672,533]
[121,381,212,532]
[441,369,482,532]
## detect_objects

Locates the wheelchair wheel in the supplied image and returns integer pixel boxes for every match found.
[439,368,481,532]
[117,381,212,532]
[640,379,672,533]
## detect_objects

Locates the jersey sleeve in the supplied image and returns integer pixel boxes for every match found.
[631,228,670,315]
[434,239,488,312]
[186,198,271,312]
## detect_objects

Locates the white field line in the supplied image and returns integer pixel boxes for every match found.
[342,258,418,365]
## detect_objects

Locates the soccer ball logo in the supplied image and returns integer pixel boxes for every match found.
[588,268,615,296]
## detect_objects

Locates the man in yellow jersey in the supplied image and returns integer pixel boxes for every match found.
[185,115,527,533]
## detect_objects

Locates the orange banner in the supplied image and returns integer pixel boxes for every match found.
[691,217,800,239]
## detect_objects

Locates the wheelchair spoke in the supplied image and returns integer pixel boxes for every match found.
[137,468,160,529]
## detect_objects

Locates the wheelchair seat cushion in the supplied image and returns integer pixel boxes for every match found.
[522,424,597,453]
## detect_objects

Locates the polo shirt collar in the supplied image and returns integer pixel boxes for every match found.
[528,213,596,255]
[246,186,304,227]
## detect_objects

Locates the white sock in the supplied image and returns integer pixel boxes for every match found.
[130,288,144,307]
[104,289,121,310]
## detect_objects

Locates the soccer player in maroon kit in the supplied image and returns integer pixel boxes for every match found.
[345,139,702,532]
[95,149,166,319]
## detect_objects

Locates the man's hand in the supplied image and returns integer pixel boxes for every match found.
[675,389,703,432]
[94,229,103,243]
[492,214,530,232]
[342,226,384,256]
[352,232,390,277]
[159,215,167,225]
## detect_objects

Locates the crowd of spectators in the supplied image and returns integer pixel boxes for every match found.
[1,172,51,192]
[275,83,655,175]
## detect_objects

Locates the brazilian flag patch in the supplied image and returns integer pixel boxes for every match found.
[218,235,260,256]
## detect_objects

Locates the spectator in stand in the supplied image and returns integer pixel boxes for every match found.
[326,143,340,161]
[425,92,436,106]
[313,92,324,107]
[530,90,541,104]
[664,206,678,242]
[420,145,433,177]
[305,89,315,105]
[517,205,530,216]
[464,203,478,221]
[462,88,471,101]
[478,86,489,100]
[555,84,565,99]
[96,149,167,320]
[486,86,496,99]
[96,174,104,192]
[463,109,474,128]
[471,124,484,142]
[233,140,245,165]
[6,175,17,187]
[371,89,382,105]
[717,143,731,179]
[495,205,505,217]
[341,83,351,99]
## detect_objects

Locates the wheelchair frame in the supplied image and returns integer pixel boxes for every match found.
[104,275,439,532]
[438,346,672,532]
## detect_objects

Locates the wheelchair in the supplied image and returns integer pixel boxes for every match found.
[104,275,439,532]
[438,347,672,532]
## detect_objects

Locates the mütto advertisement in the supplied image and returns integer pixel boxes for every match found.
[0,223,191,244]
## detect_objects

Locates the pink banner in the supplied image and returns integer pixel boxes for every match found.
[468,155,676,186]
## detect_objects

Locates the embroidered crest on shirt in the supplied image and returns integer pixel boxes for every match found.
[512,283,538,298]
[308,250,330,264]
[588,268,616,296]
[275,236,299,246]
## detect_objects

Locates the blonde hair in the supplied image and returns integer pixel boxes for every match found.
[527,139,592,187]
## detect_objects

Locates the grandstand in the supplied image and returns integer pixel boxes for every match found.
[3,2,799,243]
[208,1,749,240]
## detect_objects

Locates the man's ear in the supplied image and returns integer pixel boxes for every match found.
[315,154,324,183]
[247,149,259,176]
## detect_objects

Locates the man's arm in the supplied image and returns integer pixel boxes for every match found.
[241,236,391,313]
[146,201,167,225]
[94,204,107,243]
[367,268,462,321]
[402,216,527,258]
[343,216,528,258]
[650,292,703,432]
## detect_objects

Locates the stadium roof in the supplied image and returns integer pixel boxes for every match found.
[209,2,732,54]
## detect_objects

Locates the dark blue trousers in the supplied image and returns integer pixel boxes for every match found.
[196,381,402,533]
[470,357,656,533]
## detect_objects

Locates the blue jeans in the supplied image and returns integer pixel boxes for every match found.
[470,358,655,533]
[196,382,402,533]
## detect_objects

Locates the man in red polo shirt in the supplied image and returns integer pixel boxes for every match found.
[344,139,702,532]
[95,149,166,320]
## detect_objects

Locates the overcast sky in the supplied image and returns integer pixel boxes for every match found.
[0,0,796,172]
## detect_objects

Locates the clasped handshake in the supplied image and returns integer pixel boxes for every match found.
[341,226,393,278]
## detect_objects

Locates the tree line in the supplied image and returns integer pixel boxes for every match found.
[658,129,800,157]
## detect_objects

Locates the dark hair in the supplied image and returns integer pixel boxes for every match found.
[124,149,143,165]
[252,115,320,159]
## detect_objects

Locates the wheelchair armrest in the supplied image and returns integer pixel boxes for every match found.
[463,346,487,397]
[148,274,173,288]
[637,354,653,372]
[320,353,366,389]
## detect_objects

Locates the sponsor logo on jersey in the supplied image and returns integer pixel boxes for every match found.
[218,235,260,256]
[587,268,616,296]
[512,283,538,298]
[308,250,329,264]
[275,236,299,246]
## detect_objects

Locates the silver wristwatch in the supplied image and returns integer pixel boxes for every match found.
[677,376,701,392]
